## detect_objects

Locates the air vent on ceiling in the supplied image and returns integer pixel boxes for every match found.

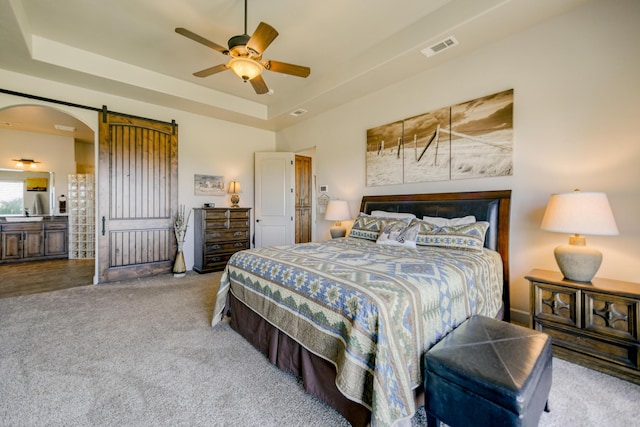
[289,108,308,117]
[421,36,459,58]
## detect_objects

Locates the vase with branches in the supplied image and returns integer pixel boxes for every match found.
[173,204,191,277]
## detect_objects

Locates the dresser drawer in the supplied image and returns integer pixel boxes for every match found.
[202,209,250,220]
[202,253,238,271]
[204,240,249,254]
[583,290,639,342]
[204,219,250,230]
[205,229,249,242]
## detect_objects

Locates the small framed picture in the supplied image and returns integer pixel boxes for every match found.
[26,177,48,192]
[194,174,225,196]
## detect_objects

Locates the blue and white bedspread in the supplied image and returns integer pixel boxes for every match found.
[212,237,503,427]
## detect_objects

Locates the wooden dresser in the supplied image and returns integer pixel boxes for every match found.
[193,207,251,273]
[526,268,640,385]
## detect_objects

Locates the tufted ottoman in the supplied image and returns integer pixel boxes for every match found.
[424,315,552,427]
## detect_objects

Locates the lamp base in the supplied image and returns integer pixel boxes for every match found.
[330,227,346,239]
[554,243,602,282]
[230,194,240,208]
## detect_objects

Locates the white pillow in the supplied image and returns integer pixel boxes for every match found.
[376,222,419,249]
[371,210,416,220]
[421,215,476,227]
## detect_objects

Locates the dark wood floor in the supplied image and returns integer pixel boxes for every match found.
[0,259,95,299]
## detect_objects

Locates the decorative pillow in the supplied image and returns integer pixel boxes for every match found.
[371,210,416,220]
[349,213,411,241]
[376,222,419,248]
[412,219,489,252]
[422,215,476,227]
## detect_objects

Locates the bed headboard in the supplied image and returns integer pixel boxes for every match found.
[359,190,511,320]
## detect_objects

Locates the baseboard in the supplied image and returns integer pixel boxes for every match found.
[509,308,530,327]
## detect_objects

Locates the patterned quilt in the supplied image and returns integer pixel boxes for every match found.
[212,237,503,427]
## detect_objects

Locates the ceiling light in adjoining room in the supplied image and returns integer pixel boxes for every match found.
[228,57,263,82]
[290,108,308,117]
[12,158,41,169]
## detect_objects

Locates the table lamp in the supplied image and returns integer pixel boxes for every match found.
[228,180,242,208]
[541,190,618,282]
[325,200,350,238]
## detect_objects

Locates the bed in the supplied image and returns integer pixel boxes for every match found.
[212,190,511,427]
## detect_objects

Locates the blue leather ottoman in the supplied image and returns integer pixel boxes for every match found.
[425,315,552,427]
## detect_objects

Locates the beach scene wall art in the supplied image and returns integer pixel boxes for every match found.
[366,89,513,186]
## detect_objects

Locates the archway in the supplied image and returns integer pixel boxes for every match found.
[0,104,97,294]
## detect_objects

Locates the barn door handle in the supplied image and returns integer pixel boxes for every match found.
[101,216,106,236]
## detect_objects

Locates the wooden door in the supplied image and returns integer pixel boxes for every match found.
[295,155,312,243]
[98,113,178,282]
[254,152,295,247]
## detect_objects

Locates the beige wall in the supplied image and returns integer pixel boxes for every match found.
[276,0,640,322]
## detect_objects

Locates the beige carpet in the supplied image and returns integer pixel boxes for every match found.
[1,271,638,426]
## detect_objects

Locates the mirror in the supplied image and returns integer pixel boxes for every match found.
[0,170,56,216]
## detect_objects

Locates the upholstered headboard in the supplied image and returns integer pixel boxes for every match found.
[359,190,512,320]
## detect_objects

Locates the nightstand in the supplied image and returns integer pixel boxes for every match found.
[526,269,640,385]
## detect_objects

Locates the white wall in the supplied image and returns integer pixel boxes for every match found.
[0,70,276,275]
[276,0,640,323]
[0,129,76,215]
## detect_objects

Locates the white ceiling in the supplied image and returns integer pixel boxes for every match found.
[0,0,590,132]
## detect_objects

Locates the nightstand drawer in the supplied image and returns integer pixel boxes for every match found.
[583,291,639,342]
[536,321,640,370]
[532,281,580,328]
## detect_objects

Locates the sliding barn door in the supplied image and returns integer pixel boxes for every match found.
[98,113,178,282]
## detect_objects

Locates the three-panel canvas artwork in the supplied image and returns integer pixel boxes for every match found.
[366,89,514,186]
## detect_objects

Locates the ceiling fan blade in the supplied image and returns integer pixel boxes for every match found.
[263,60,310,78]
[175,27,228,55]
[246,22,278,56]
[193,64,229,78]
[249,74,269,95]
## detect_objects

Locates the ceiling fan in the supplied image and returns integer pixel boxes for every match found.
[175,0,310,95]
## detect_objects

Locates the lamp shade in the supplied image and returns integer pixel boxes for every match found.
[325,200,350,221]
[228,180,242,194]
[541,190,618,282]
[541,191,618,236]
[228,57,263,81]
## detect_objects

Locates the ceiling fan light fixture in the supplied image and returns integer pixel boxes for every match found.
[228,57,263,81]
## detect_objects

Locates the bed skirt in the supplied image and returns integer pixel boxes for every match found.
[228,292,371,426]
[227,292,504,426]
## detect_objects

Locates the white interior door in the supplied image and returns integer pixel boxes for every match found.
[254,152,295,247]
